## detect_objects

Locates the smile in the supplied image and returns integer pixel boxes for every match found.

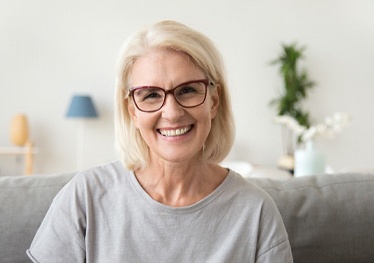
[158,125,193,137]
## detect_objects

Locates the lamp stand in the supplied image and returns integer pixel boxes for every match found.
[76,119,85,170]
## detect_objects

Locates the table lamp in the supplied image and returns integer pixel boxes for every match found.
[66,95,98,170]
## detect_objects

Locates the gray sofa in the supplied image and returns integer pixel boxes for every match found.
[1,172,373,263]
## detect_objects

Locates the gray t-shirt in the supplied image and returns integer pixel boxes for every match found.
[27,161,293,263]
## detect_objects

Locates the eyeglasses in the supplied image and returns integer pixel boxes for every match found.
[128,79,210,112]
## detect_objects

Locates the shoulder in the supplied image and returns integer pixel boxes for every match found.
[72,160,129,186]
[227,170,276,206]
[225,170,286,230]
[56,160,131,202]
[227,170,292,260]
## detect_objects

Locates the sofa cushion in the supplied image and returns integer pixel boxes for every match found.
[250,173,374,263]
[0,173,75,263]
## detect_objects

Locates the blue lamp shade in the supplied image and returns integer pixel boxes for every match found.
[66,95,98,118]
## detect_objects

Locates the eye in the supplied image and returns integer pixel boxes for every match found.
[135,88,164,102]
[177,86,198,96]
[144,92,162,100]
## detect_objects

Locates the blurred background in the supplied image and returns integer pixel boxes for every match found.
[0,0,373,175]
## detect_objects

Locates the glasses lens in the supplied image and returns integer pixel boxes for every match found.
[133,87,165,112]
[174,81,207,107]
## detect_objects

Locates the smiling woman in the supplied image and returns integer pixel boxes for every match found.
[116,21,235,171]
[26,20,293,263]
[126,47,220,171]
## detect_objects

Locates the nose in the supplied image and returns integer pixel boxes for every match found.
[161,93,185,120]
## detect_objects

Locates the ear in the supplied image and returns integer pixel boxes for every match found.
[127,100,139,128]
[210,85,220,119]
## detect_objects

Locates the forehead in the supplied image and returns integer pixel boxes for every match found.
[129,48,205,87]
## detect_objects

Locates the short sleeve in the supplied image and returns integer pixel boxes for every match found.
[255,187,293,263]
[256,238,293,263]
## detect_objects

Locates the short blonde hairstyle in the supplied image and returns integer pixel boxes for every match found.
[115,20,235,170]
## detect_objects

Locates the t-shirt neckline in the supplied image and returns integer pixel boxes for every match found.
[127,167,236,214]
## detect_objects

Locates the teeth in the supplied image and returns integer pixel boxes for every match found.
[159,126,192,137]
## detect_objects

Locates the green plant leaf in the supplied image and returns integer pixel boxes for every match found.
[269,42,316,128]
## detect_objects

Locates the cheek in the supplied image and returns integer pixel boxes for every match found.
[133,114,146,130]
[134,112,159,132]
[198,106,215,129]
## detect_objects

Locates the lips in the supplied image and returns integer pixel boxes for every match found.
[158,125,193,137]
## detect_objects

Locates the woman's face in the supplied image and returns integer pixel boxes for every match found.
[128,48,219,164]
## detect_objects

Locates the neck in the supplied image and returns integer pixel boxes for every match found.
[134,159,227,207]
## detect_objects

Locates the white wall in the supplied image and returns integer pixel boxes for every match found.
[1,0,373,175]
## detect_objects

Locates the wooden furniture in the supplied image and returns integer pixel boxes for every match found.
[0,141,38,175]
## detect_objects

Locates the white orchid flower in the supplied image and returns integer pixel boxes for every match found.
[274,113,350,143]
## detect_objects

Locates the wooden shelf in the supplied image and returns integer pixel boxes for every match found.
[0,147,38,155]
[0,142,38,175]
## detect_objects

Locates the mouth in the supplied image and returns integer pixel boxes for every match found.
[158,125,193,137]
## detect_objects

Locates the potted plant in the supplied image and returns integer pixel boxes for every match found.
[270,43,316,171]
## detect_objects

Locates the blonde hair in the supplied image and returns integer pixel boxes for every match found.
[115,20,235,170]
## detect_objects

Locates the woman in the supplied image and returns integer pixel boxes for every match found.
[27,21,293,262]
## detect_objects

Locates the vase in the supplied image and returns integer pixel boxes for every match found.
[10,114,29,146]
[294,140,325,177]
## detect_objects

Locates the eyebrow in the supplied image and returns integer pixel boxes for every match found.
[130,79,209,90]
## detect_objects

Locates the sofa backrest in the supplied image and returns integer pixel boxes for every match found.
[1,172,373,263]
[250,173,374,263]
[0,173,76,263]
